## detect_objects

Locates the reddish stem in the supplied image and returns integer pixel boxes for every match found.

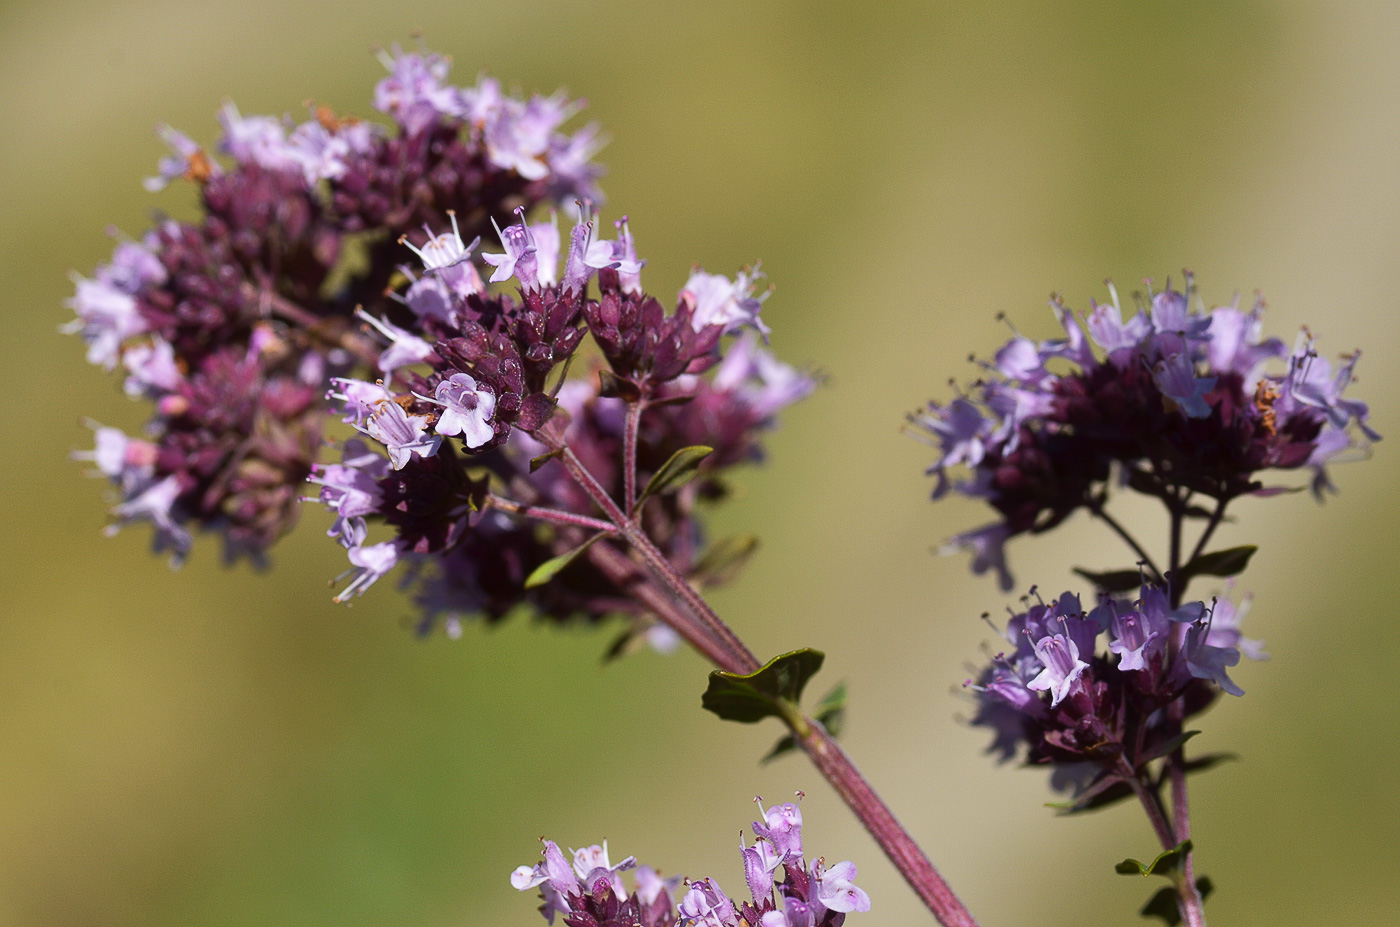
[797,721,980,927]
[487,494,618,534]
[543,427,980,927]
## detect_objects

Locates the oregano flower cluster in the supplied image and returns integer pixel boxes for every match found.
[911,278,1376,590]
[511,800,869,927]
[69,45,603,564]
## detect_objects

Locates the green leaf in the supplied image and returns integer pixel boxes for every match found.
[1140,730,1201,765]
[524,534,606,589]
[761,681,846,764]
[1139,877,1213,925]
[692,534,761,586]
[701,648,825,724]
[1073,567,1143,593]
[634,445,713,512]
[1179,545,1257,582]
[1116,840,1193,878]
[529,448,563,472]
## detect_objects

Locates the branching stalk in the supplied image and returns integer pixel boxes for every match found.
[538,423,980,927]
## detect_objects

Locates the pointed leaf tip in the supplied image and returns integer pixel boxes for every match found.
[524,534,606,589]
[701,648,825,724]
[634,445,713,513]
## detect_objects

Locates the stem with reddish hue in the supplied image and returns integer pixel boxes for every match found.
[541,427,980,927]
[544,436,758,672]
[487,495,619,534]
[1121,763,1176,850]
[795,718,980,927]
[623,399,643,517]
[585,541,742,671]
[1164,501,1208,927]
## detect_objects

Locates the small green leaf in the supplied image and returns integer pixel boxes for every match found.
[635,445,713,512]
[524,534,606,589]
[761,681,846,764]
[692,534,761,586]
[1073,567,1143,593]
[1140,730,1201,765]
[701,648,825,724]
[1116,840,1193,878]
[1138,877,1213,925]
[1180,545,1258,581]
[529,448,563,472]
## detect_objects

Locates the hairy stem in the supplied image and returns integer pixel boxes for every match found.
[623,399,643,517]
[487,495,618,534]
[545,426,979,926]
[1122,762,1176,850]
[585,541,742,671]
[796,717,981,927]
[545,436,758,671]
[1163,500,1207,927]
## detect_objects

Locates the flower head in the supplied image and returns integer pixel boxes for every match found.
[913,276,1378,589]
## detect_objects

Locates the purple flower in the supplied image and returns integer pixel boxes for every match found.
[121,337,182,396]
[1152,353,1217,419]
[360,399,441,469]
[679,878,740,927]
[911,398,989,499]
[711,333,817,421]
[1205,582,1267,661]
[742,837,786,905]
[1106,601,1161,672]
[427,373,496,447]
[482,210,541,287]
[106,475,192,564]
[328,378,394,426]
[814,860,871,914]
[484,90,578,181]
[1183,619,1243,697]
[309,439,389,523]
[145,124,220,192]
[217,103,302,175]
[333,540,401,602]
[1086,294,1151,358]
[355,309,434,373]
[64,274,148,368]
[752,800,804,860]
[73,424,157,492]
[400,212,480,272]
[1026,632,1088,706]
[941,523,1013,592]
[373,46,455,134]
[682,266,771,337]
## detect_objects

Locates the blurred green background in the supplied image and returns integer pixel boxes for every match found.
[3,1,1398,925]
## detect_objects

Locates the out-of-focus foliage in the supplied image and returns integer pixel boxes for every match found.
[2,2,1397,926]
